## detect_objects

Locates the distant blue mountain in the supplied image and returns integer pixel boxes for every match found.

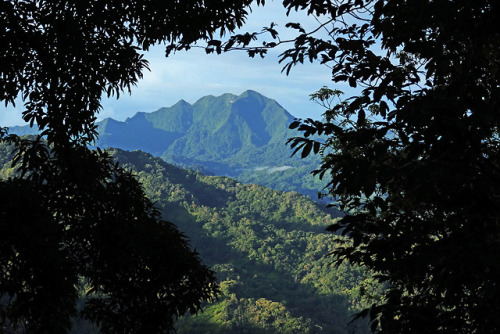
[95,90,297,165]
[7,125,40,136]
[8,91,327,199]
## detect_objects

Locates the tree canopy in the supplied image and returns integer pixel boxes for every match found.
[3,0,500,332]
[212,0,500,333]
[0,0,263,333]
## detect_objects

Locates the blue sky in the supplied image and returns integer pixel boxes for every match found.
[0,1,351,127]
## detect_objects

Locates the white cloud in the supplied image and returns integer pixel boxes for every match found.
[1,2,347,127]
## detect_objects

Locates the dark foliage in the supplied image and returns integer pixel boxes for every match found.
[0,0,264,332]
[0,136,218,333]
[213,0,500,333]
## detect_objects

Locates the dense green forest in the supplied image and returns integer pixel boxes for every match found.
[108,149,373,333]
[3,0,498,332]
[0,144,373,333]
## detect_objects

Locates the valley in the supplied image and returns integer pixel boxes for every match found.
[108,149,371,333]
[2,91,371,333]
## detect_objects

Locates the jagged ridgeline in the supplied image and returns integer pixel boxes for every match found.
[94,90,327,199]
[107,149,371,334]
[8,91,328,200]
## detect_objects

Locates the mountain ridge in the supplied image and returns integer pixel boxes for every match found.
[7,90,328,200]
[95,90,296,163]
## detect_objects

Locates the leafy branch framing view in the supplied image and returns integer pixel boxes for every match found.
[1,0,500,333]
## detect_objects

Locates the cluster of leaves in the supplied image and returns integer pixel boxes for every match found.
[1,1,270,333]
[219,0,500,333]
[0,137,219,333]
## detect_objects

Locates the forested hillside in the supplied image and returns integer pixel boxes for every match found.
[110,149,372,333]
[0,141,372,333]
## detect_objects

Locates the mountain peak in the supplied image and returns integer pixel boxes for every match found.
[236,90,268,103]
[174,99,191,107]
[90,91,298,164]
[239,89,262,97]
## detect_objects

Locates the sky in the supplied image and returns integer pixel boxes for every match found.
[0,1,352,127]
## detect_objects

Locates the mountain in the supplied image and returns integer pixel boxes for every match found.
[7,91,328,199]
[95,90,327,199]
[5,125,40,136]
[96,90,296,164]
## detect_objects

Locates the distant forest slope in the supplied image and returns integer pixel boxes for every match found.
[0,140,371,333]
[96,91,296,164]
[96,91,328,200]
[109,149,371,334]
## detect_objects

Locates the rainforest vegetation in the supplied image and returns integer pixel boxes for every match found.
[1,0,500,333]
[0,143,373,333]
[113,149,373,333]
